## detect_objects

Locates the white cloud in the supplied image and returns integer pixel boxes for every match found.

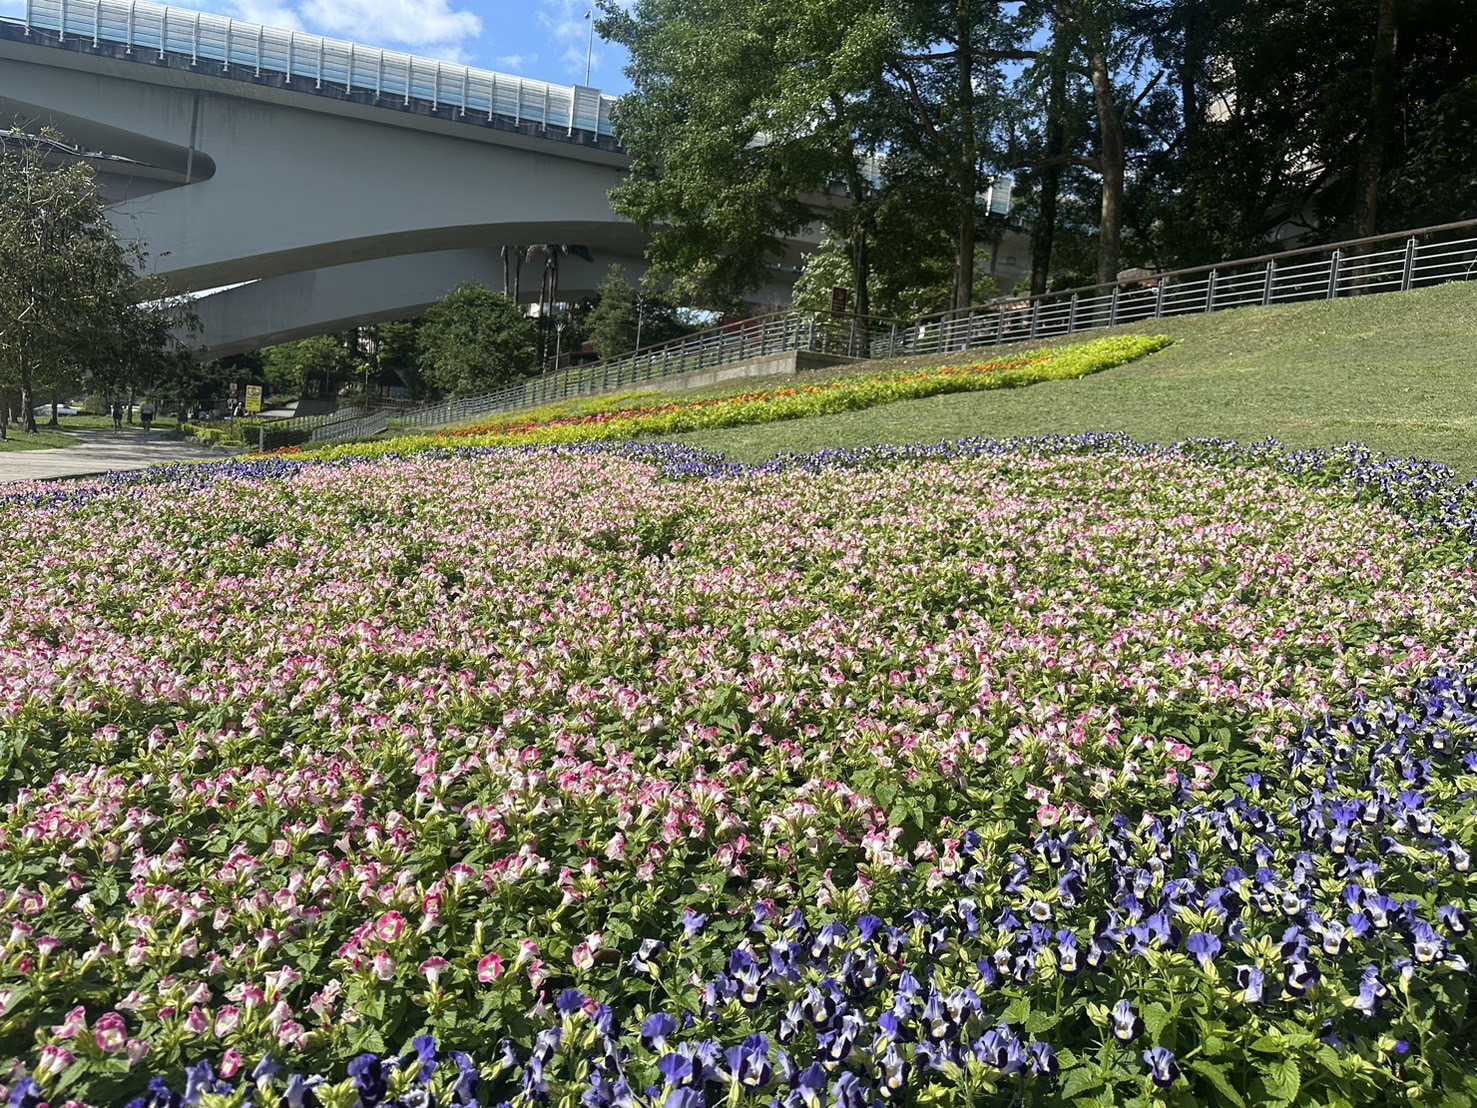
[537,0,600,82]
[496,53,532,71]
[297,0,481,50]
[226,0,305,31]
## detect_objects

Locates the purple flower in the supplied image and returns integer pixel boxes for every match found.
[1143,1047,1180,1088]
[829,1072,866,1108]
[1110,1000,1144,1044]
[975,1025,1026,1074]
[874,1043,908,1098]
[449,1051,480,1105]
[724,1034,774,1088]
[642,1013,677,1054]
[658,1052,697,1089]
[1235,964,1266,1003]
[1028,1041,1059,1076]
[347,1055,387,1108]
[1185,931,1221,968]
[9,1079,45,1108]
[1354,965,1388,1018]
[1439,905,1470,936]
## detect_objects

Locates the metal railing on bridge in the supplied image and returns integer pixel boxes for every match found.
[21,0,617,138]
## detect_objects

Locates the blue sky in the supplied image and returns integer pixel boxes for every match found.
[2,0,635,93]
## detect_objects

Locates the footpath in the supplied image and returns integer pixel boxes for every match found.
[0,427,239,484]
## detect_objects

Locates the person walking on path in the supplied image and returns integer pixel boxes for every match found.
[140,400,155,433]
[111,401,123,431]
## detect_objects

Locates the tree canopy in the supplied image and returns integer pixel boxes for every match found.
[0,130,195,435]
[601,0,1477,309]
[417,284,538,395]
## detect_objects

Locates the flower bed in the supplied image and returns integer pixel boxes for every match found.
[0,436,1473,1106]
[279,334,1171,462]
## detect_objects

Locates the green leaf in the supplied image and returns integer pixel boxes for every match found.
[1142,1001,1171,1038]
[1189,1060,1246,1108]
[1060,1065,1101,1099]
[1263,1058,1300,1104]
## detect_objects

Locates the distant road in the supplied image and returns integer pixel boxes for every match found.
[0,427,236,484]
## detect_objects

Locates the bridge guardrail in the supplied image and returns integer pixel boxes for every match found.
[22,0,616,138]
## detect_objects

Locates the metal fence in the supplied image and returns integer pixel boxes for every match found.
[895,219,1477,358]
[22,0,616,138]
[393,311,902,431]
[309,409,388,443]
[387,220,1477,433]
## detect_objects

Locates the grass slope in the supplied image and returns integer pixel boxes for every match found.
[669,281,1477,475]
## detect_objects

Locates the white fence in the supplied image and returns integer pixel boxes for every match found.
[22,0,616,137]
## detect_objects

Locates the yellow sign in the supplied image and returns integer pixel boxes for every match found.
[245,385,263,414]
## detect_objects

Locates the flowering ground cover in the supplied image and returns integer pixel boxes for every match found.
[0,436,1475,1107]
[281,334,1170,463]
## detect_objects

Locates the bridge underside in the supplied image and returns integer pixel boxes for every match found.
[0,23,810,356]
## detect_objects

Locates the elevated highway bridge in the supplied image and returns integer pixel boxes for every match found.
[0,0,809,355]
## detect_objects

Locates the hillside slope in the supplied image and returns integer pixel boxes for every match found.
[672,281,1477,475]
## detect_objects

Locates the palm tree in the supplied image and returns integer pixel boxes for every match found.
[525,244,594,361]
[525,243,594,320]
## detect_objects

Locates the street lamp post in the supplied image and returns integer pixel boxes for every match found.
[584,11,594,84]
[554,320,566,372]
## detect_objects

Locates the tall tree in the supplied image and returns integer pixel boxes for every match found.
[598,0,894,308]
[0,130,184,434]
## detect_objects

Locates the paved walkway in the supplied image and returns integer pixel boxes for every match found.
[0,427,240,484]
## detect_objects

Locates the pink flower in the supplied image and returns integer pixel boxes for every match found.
[374,911,406,943]
[50,1006,87,1040]
[219,1048,243,1079]
[419,957,449,985]
[278,1019,307,1046]
[572,943,594,971]
[477,953,504,983]
[185,1007,210,1035]
[372,951,397,980]
[1036,803,1062,828]
[214,1005,242,1037]
[126,1039,151,1066]
[38,1044,75,1077]
[93,1012,128,1053]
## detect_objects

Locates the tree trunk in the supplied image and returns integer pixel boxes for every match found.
[502,246,512,297]
[1354,0,1399,239]
[843,159,871,320]
[1089,51,1125,287]
[512,248,523,305]
[952,2,977,314]
[1031,32,1069,297]
[20,366,37,434]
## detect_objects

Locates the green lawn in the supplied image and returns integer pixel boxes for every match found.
[0,423,80,451]
[0,414,183,452]
[667,281,1477,476]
